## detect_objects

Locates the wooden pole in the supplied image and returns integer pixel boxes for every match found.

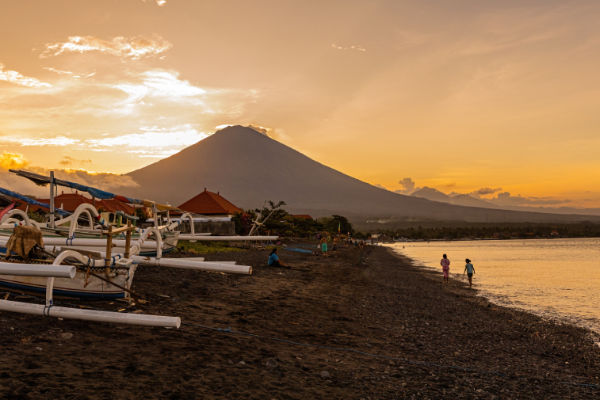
[124,220,132,259]
[49,171,55,229]
[105,225,113,270]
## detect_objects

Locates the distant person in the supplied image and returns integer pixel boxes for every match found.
[463,258,475,288]
[320,237,328,253]
[268,248,288,268]
[440,254,450,284]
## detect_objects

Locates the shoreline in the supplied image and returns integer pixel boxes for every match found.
[1,241,599,398]
[386,235,600,243]
[392,247,600,341]
[387,240,600,340]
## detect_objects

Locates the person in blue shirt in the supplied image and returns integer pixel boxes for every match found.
[268,248,288,268]
[463,258,475,288]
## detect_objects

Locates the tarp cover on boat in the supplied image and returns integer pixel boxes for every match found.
[9,169,180,212]
[5,225,44,258]
[10,169,118,200]
[0,187,70,216]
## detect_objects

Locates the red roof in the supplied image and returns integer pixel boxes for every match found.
[96,198,135,214]
[177,189,242,215]
[291,214,313,220]
[33,192,134,214]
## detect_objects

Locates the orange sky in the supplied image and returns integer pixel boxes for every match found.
[1,0,599,208]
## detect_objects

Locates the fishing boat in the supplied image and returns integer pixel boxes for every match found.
[0,223,180,327]
[0,223,138,299]
[0,172,254,327]
[1,170,181,255]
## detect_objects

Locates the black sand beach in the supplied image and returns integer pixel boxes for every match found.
[1,243,599,399]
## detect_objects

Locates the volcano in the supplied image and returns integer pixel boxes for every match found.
[125,126,598,223]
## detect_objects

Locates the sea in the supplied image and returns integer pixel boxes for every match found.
[388,238,600,336]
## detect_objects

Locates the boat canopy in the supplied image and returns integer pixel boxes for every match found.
[9,169,180,212]
[10,169,124,200]
[0,187,70,216]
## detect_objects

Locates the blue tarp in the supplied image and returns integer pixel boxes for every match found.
[9,169,143,203]
[0,187,70,216]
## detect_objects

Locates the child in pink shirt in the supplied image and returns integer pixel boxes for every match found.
[440,254,450,284]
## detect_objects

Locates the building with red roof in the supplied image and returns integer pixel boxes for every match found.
[177,189,242,215]
[291,214,313,220]
[34,191,135,215]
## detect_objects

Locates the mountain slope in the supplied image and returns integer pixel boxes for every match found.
[125,126,599,223]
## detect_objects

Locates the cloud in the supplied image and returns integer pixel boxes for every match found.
[0,136,80,147]
[85,125,208,157]
[43,67,96,79]
[0,63,52,88]
[0,155,139,198]
[41,35,172,60]
[0,152,29,170]
[395,177,416,194]
[141,0,167,6]
[53,169,140,191]
[59,156,92,167]
[113,70,206,106]
[0,58,260,173]
[493,192,568,206]
[470,187,502,197]
[331,43,367,52]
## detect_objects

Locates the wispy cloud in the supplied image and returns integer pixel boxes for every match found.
[113,70,206,104]
[41,35,172,60]
[470,187,503,197]
[141,0,167,6]
[59,156,92,167]
[0,63,52,88]
[0,135,80,147]
[331,43,366,52]
[493,192,568,206]
[85,125,208,157]
[43,67,96,79]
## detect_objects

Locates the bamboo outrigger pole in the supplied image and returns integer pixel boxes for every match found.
[49,171,55,229]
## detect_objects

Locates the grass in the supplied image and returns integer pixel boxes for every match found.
[176,240,246,254]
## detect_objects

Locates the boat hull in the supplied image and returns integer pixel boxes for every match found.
[0,266,135,299]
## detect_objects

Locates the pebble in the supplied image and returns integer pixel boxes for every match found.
[60,332,73,340]
[238,361,246,366]
[265,358,278,368]
[320,370,330,378]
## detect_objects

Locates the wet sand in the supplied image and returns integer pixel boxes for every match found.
[1,243,599,399]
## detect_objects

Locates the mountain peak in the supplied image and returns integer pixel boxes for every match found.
[214,124,272,138]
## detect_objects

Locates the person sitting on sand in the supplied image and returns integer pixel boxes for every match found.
[463,258,475,288]
[440,254,450,284]
[268,248,288,268]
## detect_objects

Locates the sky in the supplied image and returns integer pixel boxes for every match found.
[1,0,599,208]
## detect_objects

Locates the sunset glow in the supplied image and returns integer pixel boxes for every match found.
[1,0,599,208]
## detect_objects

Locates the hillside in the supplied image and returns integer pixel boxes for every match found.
[125,126,599,223]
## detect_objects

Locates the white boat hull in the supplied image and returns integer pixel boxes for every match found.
[0,266,135,299]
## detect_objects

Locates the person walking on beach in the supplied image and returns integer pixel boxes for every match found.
[463,258,475,288]
[320,237,328,254]
[440,254,450,284]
